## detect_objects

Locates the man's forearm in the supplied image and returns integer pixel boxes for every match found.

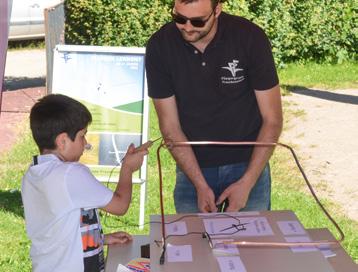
[240,85,283,188]
[241,119,283,187]
[153,95,208,189]
[162,129,209,190]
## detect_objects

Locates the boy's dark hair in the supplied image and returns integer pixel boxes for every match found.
[30,94,92,152]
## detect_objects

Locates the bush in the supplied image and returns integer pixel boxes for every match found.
[65,0,171,47]
[65,0,357,66]
[223,0,357,66]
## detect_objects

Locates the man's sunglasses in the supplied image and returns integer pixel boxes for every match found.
[171,8,215,28]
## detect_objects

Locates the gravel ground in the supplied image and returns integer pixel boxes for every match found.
[281,88,358,222]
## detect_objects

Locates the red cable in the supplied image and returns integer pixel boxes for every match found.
[156,140,166,254]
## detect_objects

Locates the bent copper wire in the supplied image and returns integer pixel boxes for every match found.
[156,140,344,259]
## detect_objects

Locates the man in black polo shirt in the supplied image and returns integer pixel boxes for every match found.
[145,0,283,213]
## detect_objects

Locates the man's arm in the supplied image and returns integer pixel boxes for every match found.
[153,96,217,212]
[217,84,283,211]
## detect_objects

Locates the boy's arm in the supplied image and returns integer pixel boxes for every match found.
[104,231,132,245]
[102,144,147,215]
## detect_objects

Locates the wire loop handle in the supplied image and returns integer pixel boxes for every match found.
[156,140,344,264]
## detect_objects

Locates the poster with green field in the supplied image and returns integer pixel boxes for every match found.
[52,45,148,181]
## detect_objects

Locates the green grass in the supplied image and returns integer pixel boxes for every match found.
[0,131,36,271]
[278,62,358,90]
[270,150,358,261]
[7,40,45,51]
[0,62,357,270]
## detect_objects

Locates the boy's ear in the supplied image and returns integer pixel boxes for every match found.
[55,132,68,150]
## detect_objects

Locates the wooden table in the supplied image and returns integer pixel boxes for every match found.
[105,211,357,272]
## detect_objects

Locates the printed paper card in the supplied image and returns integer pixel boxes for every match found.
[203,216,273,237]
[277,221,306,235]
[166,244,193,262]
[165,221,188,235]
[216,256,247,272]
[285,236,318,253]
[317,244,336,258]
[211,239,240,256]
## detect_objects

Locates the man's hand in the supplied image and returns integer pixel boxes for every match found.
[104,231,133,245]
[197,185,217,213]
[216,179,252,212]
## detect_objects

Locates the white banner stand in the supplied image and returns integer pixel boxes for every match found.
[52,44,149,229]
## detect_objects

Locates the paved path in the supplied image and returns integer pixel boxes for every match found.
[0,87,46,155]
[3,49,46,91]
[0,49,46,155]
[5,49,46,78]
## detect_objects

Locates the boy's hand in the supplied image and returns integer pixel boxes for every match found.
[121,143,148,172]
[104,231,132,245]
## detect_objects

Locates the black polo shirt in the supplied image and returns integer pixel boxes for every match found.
[146,12,279,167]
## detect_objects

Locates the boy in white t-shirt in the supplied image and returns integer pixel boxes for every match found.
[21,94,148,272]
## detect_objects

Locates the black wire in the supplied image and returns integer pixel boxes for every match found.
[102,163,120,227]
[103,206,245,230]
[154,231,205,246]
[151,213,248,242]
[151,213,242,225]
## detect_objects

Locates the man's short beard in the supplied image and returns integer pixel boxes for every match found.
[179,16,216,43]
[180,29,210,43]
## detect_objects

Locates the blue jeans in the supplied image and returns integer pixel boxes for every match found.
[174,163,271,213]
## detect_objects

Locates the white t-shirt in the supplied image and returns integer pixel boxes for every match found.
[21,154,113,272]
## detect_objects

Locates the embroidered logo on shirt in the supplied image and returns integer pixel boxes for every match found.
[221,60,245,84]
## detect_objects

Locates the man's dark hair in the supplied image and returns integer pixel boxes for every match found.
[30,94,92,152]
[178,0,223,8]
